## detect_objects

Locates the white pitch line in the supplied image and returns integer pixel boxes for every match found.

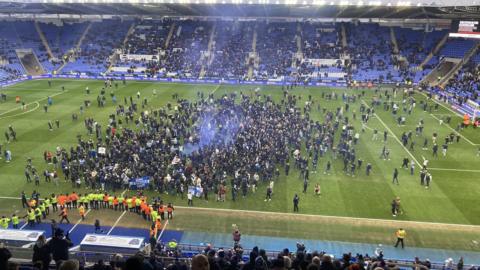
[68,209,91,234]
[428,167,480,173]
[361,100,422,168]
[417,91,463,118]
[19,222,28,230]
[429,113,478,146]
[210,84,221,94]
[0,196,22,200]
[0,90,68,117]
[157,220,169,243]
[0,102,40,120]
[107,210,127,235]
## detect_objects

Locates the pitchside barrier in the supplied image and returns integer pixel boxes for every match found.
[0,228,45,247]
[0,73,354,88]
[78,234,145,254]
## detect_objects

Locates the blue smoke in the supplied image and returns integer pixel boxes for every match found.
[182,106,243,155]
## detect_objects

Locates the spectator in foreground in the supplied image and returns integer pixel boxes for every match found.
[192,254,209,270]
[59,259,79,270]
[33,235,51,270]
[47,229,73,267]
[7,261,19,270]
[0,242,11,270]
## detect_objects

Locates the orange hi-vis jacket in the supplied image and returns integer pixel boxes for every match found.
[131,196,137,207]
[70,193,78,202]
[58,195,67,206]
[140,201,147,213]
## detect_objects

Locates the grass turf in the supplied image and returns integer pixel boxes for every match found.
[0,79,479,251]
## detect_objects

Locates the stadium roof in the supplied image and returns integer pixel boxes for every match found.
[0,0,478,19]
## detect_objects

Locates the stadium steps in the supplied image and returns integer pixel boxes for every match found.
[291,23,303,71]
[247,27,258,80]
[341,23,347,48]
[107,21,136,73]
[199,22,217,78]
[165,22,176,49]
[421,58,460,86]
[15,49,45,75]
[56,22,92,74]
[296,23,302,54]
[438,42,480,87]
[75,22,92,51]
[417,33,449,71]
[34,21,54,61]
[390,27,399,54]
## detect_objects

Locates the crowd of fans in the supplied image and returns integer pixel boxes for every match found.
[443,59,480,104]
[37,87,356,201]
[0,238,474,270]
[205,22,254,80]
[253,22,296,80]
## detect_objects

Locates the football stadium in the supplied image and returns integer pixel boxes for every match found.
[0,0,479,269]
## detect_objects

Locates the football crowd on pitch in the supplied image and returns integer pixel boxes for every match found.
[3,81,476,224]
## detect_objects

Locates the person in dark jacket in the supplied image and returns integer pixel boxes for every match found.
[47,229,73,267]
[0,242,11,270]
[33,235,51,270]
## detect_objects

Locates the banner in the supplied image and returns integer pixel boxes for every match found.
[129,176,150,189]
[188,186,203,197]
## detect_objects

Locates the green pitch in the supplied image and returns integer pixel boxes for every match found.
[0,79,479,251]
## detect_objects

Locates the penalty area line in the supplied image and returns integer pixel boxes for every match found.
[19,222,28,230]
[211,84,221,95]
[68,209,91,234]
[107,210,127,235]
[429,114,478,146]
[428,167,480,173]
[157,220,169,243]
[361,100,422,168]
[0,90,68,117]
[0,102,40,120]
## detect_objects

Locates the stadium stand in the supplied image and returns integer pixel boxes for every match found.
[0,19,477,85]
[0,22,25,80]
[345,22,402,83]
[62,20,130,75]
[160,20,212,78]
[253,22,296,80]
[205,21,254,80]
